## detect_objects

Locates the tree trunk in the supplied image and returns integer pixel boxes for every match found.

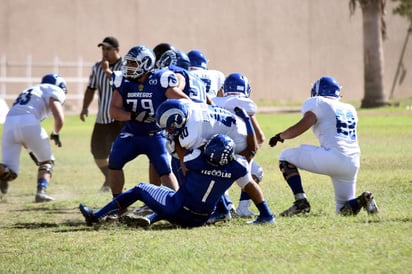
[360,0,388,108]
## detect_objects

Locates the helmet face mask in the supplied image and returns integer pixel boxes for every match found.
[311,76,341,98]
[204,134,235,166]
[157,50,190,70]
[41,73,67,93]
[122,45,155,79]
[223,72,251,98]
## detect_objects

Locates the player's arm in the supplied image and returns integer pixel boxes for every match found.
[250,115,265,145]
[269,111,317,147]
[109,90,132,121]
[205,93,214,105]
[80,87,96,121]
[174,137,189,175]
[49,98,64,134]
[234,107,258,162]
[175,73,186,91]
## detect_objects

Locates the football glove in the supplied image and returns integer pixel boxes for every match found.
[269,133,284,147]
[50,132,62,147]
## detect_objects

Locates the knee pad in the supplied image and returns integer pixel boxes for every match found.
[279,160,299,180]
[0,163,17,181]
[251,161,264,183]
[38,161,54,177]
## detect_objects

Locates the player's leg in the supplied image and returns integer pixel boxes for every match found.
[108,133,140,197]
[1,117,21,198]
[236,160,263,217]
[23,124,56,202]
[241,180,275,224]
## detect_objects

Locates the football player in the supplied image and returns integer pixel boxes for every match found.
[213,72,266,217]
[187,49,225,98]
[79,134,263,228]
[107,45,189,210]
[269,76,379,216]
[0,74,67,202]
[155,99,275,224]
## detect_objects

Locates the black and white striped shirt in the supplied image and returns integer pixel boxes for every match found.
[87,57,123,124]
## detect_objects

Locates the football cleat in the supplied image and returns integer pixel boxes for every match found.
[358,191,379,215]
[132,204,153,216]
[206,210,232,225]
[35,188,55,203]
[247,214,275,225]
[79,203,99,226]
[280,198,311,217]
[0,180,9,195]
[119,215,151,228]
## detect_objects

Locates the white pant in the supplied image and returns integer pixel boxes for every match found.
[2,114,54,174]
[279,144,360,212]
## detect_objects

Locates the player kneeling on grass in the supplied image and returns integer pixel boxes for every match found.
[79,134,274,228]
[268,76,379,217]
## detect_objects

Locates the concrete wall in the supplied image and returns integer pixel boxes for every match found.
[0,0,411,111]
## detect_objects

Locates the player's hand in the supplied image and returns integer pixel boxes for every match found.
[234,106,249,121]
[100,59,109,70]
[80,108,88,122]
[50,132,62,147]
[130,111,156,123]
[269,133,284,147]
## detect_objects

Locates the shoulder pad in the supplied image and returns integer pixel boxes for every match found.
[159,70,179,88]
[110,70,124,88]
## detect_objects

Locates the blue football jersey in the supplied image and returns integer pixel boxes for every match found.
[112,69,179,135]
[180,149,248,214]
[168,65,207,103]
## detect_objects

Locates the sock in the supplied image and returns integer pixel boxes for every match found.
[216,196,230,213]
[239,191,250,201]
[37,178,48,190]
[256,200,272,217]
[95,187,139,219]
[286,174,304,195]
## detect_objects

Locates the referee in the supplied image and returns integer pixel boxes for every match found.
[80,36,124,192]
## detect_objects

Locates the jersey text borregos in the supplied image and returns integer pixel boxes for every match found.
[112,69,178,135]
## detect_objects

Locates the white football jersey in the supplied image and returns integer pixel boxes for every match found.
[212,96,257,116]
[178,102,247,153]
[189,68,225,98]
[7,84,66,121]
[302,96,360,156]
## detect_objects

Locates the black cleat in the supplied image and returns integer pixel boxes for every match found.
[79,203,99,226]
[280,198,311,217]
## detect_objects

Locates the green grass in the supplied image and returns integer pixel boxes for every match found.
[0,106,411,274]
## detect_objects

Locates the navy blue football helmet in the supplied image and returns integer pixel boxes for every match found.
[41,73,67,93]
[187,49,208,69]
[155,99,189,136]
[153,42,175,61]
[122,45,155,79]
[311,76,341,98]
[223,72,251,98]
[204,134,235,166]
[157,49,191,70]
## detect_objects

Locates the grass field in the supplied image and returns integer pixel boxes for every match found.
[0,103,411,273]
